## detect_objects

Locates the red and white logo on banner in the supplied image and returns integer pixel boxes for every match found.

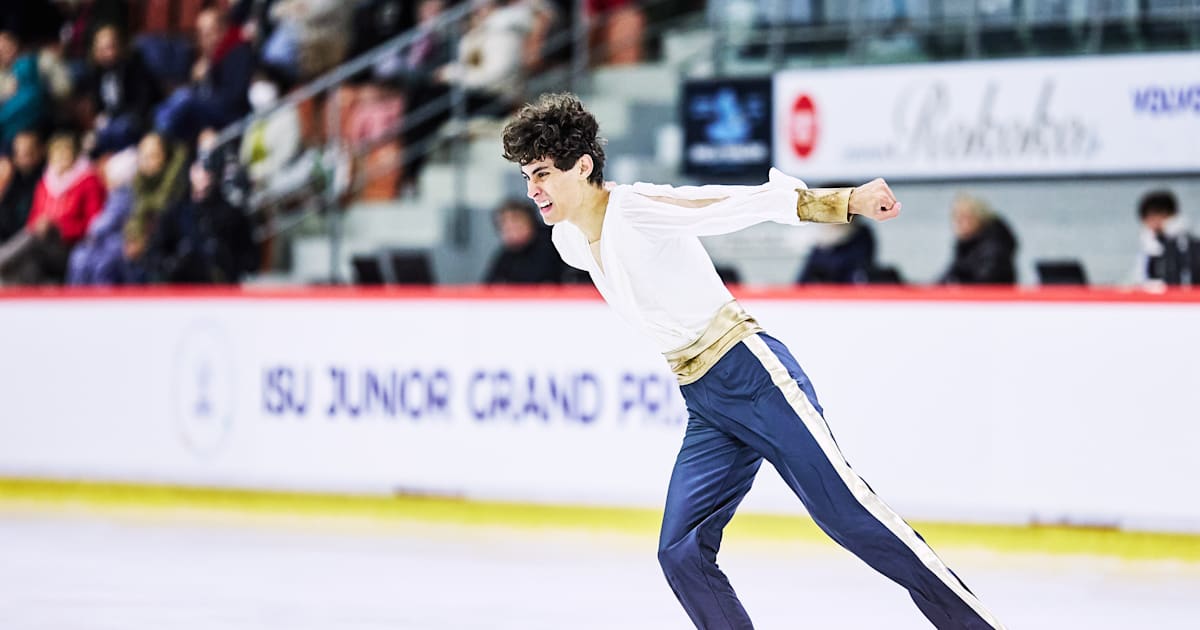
[790,94,818,159]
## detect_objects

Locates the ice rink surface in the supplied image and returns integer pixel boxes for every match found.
[1,508,1198,630]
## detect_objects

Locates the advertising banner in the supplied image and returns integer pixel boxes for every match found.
[773,53,1200,181]
[683,78,774,178]
[2,291,1199,531]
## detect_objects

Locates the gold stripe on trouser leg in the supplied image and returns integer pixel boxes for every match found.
[741,335,1006,629]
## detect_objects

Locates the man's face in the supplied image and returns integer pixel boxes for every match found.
[11,133,42,173]
[521,157,590,226]
[196,11,222,57]
[47,140,75,175]
[189,161,212,201]
[92,27,120,67]
[196,128,219,154]
[951,200,982,241]
[1142,211,1171,235]
[417,0,444,24]
[0,33,17,68]
[470,1,495,27]
[137,135,166,176]
[497,208,535,249]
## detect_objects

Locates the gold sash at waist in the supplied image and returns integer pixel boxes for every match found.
[664,300,763,385]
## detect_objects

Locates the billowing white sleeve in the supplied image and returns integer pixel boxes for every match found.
[619,168,849,238]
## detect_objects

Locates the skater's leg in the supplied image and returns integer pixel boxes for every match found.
[658,413,763,630]
[702,334,1004,630]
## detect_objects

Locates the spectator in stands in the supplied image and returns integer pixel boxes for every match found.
[483,198,566,284]
[0,131,45,241]
[797,221,877,284]
[372,0,454,186]
[343,83,403,151]
[437,0,532,117]
[939,193,1018,285]
[5,3,72,116]
[143,153,257,284]
[351,0,413,59]
[0,132,105,284]
[234,114,322,272]
[373,0,452,88]
[4,1,66,50]
[79,25,162,156]
[0,29,45,151]
[36,45,72,120]
[228,0,281,47]
[6,1,69,104]
[66,147,137,285]
[123,132,189,265]
[1134,189,1199,287]
[55,0,130,61]
[240,71,301,193]
[519,0,558,72]
[197,127,252,216]
[154,7,253,143]
[341,81,405,199]
[262,0,353,82]
[258,1,300,81]
[587,0,645,65]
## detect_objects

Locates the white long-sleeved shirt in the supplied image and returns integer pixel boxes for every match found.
[553,168,845,353]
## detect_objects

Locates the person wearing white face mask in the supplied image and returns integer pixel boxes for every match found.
[238,71,323,272]
[1133,190,1200,288]
[239,72,301,193]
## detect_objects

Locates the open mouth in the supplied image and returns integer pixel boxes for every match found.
[537,201,554,215]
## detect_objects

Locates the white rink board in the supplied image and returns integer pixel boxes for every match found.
[1,294,1198,531]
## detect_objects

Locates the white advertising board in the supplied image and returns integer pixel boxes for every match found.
[773,53,1200,180]
[1,291,1198,532]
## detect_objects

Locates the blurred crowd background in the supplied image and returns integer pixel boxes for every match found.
[0,0,1196,290]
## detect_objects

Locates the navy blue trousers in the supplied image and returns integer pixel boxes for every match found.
[658,333,1002,629]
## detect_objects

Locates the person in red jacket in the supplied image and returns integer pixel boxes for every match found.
[0,132,106,284]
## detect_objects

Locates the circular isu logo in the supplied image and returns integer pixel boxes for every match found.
[171,322,236,458]
[790,94,818,159]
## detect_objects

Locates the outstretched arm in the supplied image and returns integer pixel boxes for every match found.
[622,169,900,238]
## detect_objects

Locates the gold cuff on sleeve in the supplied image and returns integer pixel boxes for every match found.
[796,187,852,224]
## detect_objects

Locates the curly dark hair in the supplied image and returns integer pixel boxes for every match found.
[1138,190,1178,220]
[502,93,606,186]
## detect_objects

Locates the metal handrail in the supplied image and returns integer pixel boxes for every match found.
[208,2,475,282]
[337,0,691,181]
[340,0,710,200]
[211,2,474,152]
[703,0,1198,72]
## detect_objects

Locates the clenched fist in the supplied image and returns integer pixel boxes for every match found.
[849,178,901,222]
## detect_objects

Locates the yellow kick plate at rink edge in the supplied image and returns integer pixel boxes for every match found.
[1,477,1198,563]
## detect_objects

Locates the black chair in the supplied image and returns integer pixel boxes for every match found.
[1035,259,1088,286]
[866,265,904,285]
[351,255,386,285]
[352,250,434,285]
